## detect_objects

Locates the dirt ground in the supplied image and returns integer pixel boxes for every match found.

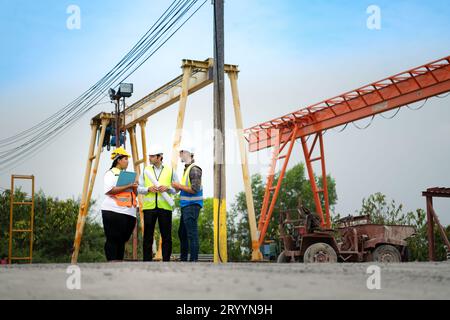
[0,262,449,300]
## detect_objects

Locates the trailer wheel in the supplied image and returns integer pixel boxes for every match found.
[303,243,337,263]
[372,245,402,263]
[277,251,294,263]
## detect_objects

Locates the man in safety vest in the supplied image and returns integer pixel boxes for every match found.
[138,147,178,262]
[172,145,203,262]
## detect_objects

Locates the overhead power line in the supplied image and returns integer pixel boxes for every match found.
[0,0,207,173]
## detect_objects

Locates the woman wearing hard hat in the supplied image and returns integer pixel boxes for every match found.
[100,147,138,261]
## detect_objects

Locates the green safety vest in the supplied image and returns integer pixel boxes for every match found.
[142,165,173,211]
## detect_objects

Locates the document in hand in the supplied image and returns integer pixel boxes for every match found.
[116,171,137,187]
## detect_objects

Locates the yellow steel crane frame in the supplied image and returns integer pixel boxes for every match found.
[71,58,263,264]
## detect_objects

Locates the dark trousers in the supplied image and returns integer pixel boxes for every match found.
[178,204,201,262]
[143,208,173,261]
[102,210,136,261]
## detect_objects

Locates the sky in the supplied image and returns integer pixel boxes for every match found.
[0,0,450,225]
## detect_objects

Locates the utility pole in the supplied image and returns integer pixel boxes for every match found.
[213,0,227,263]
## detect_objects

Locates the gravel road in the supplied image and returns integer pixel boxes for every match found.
[0,262,449,299]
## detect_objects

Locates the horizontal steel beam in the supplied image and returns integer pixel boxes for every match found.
[123,58,239,129]
[246,56,450,152]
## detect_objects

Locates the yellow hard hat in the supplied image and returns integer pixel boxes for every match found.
[111,147,131,160]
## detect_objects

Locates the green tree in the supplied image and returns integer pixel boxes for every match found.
[0,188,105,263]
[229,163,338,261]
[353,192,449,261]
[170,196,214,255]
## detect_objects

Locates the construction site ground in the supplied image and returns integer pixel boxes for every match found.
[0,262,449,300]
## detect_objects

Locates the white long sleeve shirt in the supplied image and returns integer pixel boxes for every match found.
[137,164,179,195]
[101,170,137,217]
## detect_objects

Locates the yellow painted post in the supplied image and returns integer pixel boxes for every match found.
[139,120,163,261]
[140,120,163,261]
[213,199,228,263]
[140,120,148,165]
[171,66,192,170]
[156,237,163,261]
[72,119,109,264]
[128,126,145,239]
[166,65,192,262]
[213,0,227,263]
[72,124,98,261]
[128,126,145,262]
[228,71,263,261]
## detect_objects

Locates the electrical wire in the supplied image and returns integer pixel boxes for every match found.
[331,123,349,133]
[0,0,196,152]
[0,0,207,173]
[0,0,188,146]
[0,0,187,150]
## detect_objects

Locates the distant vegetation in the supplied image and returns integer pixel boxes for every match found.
[1,163,448,263]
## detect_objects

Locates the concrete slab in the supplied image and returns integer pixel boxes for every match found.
[0,262,449,300]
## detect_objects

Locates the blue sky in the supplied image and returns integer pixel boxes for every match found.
[2,0,449,88]
[0,0,450,223]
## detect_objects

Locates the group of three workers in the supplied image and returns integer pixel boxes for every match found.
[100,145,203,262]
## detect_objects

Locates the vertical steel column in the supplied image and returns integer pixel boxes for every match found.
[228,70,262,261]
[426,196,436,261]
[72,118,109,264]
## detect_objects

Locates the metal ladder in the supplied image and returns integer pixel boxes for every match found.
[9,175,35,264]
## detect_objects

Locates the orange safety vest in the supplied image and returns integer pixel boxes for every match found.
[111,168,137,208]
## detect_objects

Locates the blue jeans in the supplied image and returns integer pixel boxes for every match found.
[178,204,201,262]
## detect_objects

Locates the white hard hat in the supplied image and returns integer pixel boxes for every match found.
[179,143,195,154]
[148,145,164,156]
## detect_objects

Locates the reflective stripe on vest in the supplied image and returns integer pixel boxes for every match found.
[110,168,137,208]
[180,163,203,208]
[142,165,173,211]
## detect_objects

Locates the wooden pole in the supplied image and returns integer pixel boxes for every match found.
[72,119,109,264]
[228,71,262,261]
[213,0,227,263]
[171,66,192,170]
[164,65,192,262]
[426,196,436,261]
[74,124,98,243]
[140,120,148,166]
[140,120,164,261]
[127,126,141,261]
[128,126,145,239]
[429,202,450,252]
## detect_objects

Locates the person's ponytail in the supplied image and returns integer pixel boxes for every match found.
[110,155,125,170]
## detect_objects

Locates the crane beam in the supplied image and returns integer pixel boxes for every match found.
[123,58,238,129]
[246,56,450,152]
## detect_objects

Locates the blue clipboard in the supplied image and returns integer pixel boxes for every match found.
[116,171,137,187]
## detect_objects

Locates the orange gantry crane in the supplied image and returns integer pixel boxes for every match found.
[244,55,450,247]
